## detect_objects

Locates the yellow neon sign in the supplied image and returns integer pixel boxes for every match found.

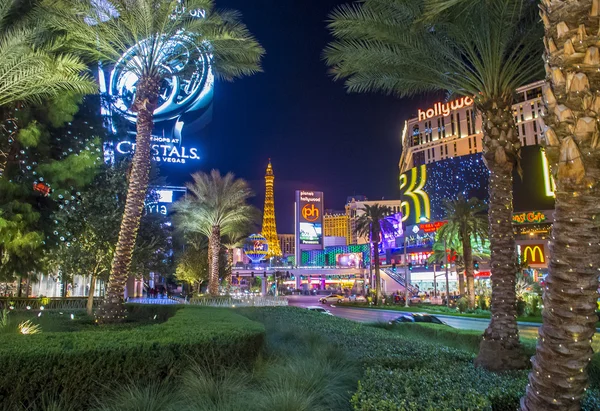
[399,165,430,223]
[522,245,545,264]
[541,149,556,197]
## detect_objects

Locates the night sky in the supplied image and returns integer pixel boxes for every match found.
[201,0,434,233]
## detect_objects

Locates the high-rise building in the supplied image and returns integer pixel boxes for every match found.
[397,80,554,278]
[323,212,350,245]
[262,159,282,257]
[278,234,295,256]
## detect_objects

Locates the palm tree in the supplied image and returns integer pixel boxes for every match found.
[522,2,600,409]
[0,0,96,108]
[173,170,258,296]
[324,0,541,370]
[48,0,264,321]
[354,204,393,304]
[438,196,487,308]
[429,231,490,301]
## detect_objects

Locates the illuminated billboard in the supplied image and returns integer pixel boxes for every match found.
[399,147,555,225]
[336,253,363,268]
[99,11,214,182]
[145,186,186,216]
[299,222,322,245]
[295,191,324,262]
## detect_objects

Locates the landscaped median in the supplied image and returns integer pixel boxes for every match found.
[240,307,600,411]
[0,306,265,409]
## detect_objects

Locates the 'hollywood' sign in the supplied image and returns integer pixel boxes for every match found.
[418,97,474,121]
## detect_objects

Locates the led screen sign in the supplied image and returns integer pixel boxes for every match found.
[295,190,324,250]
[145,186,186,216]
[418,96,474,121]
[336,253,363,268]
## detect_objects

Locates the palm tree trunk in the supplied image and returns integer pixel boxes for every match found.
[86,273,96,316]
[96,76,160,323]
[462,231,475,308]
[373,240,381,305]
[522,2,600,408]
[475,100,527,371]
[208,225,221,296]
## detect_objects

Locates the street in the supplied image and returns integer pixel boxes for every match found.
[286,295,541,339]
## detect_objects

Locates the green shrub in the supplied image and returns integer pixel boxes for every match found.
[0,307,264,410]
[457,296,469,313]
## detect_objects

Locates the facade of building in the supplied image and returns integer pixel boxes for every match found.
[346,198,403,244]
[397,80,554,286]
[323,212,350,244]
[278,234,295,257]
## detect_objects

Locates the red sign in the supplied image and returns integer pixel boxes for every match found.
[419,221,447,233]
[33,182,51,196]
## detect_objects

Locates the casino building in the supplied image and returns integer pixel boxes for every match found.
[396,80,554,290]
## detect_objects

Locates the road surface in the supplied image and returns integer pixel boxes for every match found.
[286,295,541,339]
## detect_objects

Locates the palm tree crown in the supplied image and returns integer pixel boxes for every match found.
[354,204,394,304]
[0,0,96,107]
[325,0,541,104]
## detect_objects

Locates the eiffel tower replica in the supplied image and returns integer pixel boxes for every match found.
[262,159,282,258]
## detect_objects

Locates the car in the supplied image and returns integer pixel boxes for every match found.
[306,306,333,315]
[388,313,449,326]
[319,294,344,304]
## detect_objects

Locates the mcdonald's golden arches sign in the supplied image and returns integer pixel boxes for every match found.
[522,244,545,264]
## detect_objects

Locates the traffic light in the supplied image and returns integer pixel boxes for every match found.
[408,262,413,271]
[424,261,429,270]
[392,263,397,272]
[440,263,445,269]
[474,262,479,270]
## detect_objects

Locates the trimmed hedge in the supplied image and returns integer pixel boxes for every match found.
[0,307,264,410]
[352,365,600,411]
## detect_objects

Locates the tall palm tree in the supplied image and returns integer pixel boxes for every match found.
[354,204,393,304]
[0,0,96,108]
[324,0,541,370]
[173,170,258,296]
[48,0,264,321]
[429,231,490,299]
[522,1,600,409]
[438,196,488,308]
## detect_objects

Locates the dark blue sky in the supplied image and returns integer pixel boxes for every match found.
[205,0,432,233]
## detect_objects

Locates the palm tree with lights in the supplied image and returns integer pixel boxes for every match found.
[354,204,393,305]
[47,0,264,321]
[325,0,542,370]
[522,1,600,409]
[439,196,488,308]
[173,170,258,296]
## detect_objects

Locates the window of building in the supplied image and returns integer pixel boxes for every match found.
[456,113,462,137]
[534,134,539,145]
[453,141,457,155]
[531,102,536,119]
[522,137,527,147]
[520,105,524,122]
[451,113,455,135]
[522,123,526,135]
[466,110,472,135]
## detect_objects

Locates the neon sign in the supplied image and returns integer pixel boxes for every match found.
[522,245,545,264]
[116,140,200,164]
[418,221,447,233]
[418,96,474,121]
[399,165,430,223]
[512,211,547,225]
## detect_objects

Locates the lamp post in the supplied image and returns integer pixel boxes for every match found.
[444,238,450,308]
